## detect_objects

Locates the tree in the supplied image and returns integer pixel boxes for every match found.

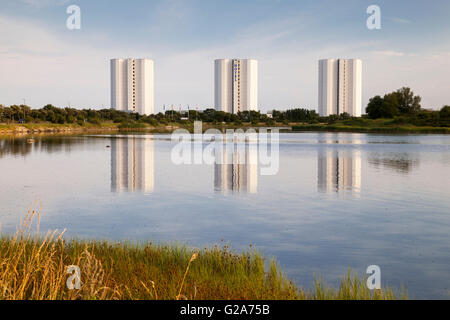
[395,87,422,114]
[3,107,13,123]
[366,96,393,119]
[440,106,450,119]
[382,93,402,117]
[19,105,31,122]
[366,87,421,119]
[339,112,351,120]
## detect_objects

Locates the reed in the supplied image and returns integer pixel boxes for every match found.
[0,211,405,300]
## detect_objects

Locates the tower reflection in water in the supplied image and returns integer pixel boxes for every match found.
[318,148,361,194]
[214,144,258,194]
[111,136,154,193]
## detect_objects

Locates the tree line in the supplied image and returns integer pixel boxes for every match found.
[365,87,449,126]
[1,87,448,127]
[0,104,320,126]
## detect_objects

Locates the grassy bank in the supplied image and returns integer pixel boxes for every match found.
[2,121,449,135]
[292,118,450,134]
[0,122,120,134]
[0,122,290,135]
[0,211,403,300]
[292,124,450,134]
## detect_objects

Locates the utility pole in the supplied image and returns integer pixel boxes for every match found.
[22,98,26,122]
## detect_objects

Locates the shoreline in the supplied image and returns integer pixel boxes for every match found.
[0,123,120,134]
[1,122,449,135]
[0,234,403,300]
[291,124,450,134]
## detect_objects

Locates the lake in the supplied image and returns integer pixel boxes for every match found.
[0,132,449,299]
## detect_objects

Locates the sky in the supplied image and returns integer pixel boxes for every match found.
[0,0,449,113]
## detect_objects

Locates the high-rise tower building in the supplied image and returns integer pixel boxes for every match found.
[318,59,362,117]
[111,58,154,115]
[214,59,258,114]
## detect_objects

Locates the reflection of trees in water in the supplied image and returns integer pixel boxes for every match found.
[368,153,419,174]
[0,137,33,158]
[0,135,81,158]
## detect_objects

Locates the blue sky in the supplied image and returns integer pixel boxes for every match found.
[0,0,449,112]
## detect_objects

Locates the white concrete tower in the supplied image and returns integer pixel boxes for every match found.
[318,59,338,117]
[318,59,362,117]
[111,58,154,115]
[215,59,258,114]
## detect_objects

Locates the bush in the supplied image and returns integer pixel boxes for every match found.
[144,118,159,126]
[440,106,450,119]
[390,116,409,125]
[88,118,101,125]
[118,122,147,129]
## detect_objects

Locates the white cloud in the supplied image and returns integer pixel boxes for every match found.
[0,11,449,112]
[371,51,405,57]
[19,0,70,8]
[389,17,411,24]
[0,14,114,108]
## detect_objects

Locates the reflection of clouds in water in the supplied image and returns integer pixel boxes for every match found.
[111,137,154,193]
[318,148,361,194]
[214,144,258,194]
[368,153,419,174]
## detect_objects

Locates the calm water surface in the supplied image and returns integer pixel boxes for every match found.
[1,132,449,299]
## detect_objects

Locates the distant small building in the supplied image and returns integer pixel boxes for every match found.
[179,110,190,120]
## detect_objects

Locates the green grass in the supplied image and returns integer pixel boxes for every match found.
[117,122,149,129]
[0,122,119,133]
[0,211,405,300]
[2,119,449,134]
[292,123,450,134]
[0,238,405,300]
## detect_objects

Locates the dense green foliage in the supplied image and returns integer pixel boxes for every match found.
[0,103,320,126]
[440,106,450,119]
[364,87,449,127]
[366,87,422,119]
[0,87,448,130]
[0,104,145,125]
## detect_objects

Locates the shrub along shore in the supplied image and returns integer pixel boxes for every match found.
[0,211,405,300]
[1,87,449,135]
[1,120,449,135]
[291,123,450,134]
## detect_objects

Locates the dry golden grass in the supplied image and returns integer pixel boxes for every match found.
[0,210,405,300]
